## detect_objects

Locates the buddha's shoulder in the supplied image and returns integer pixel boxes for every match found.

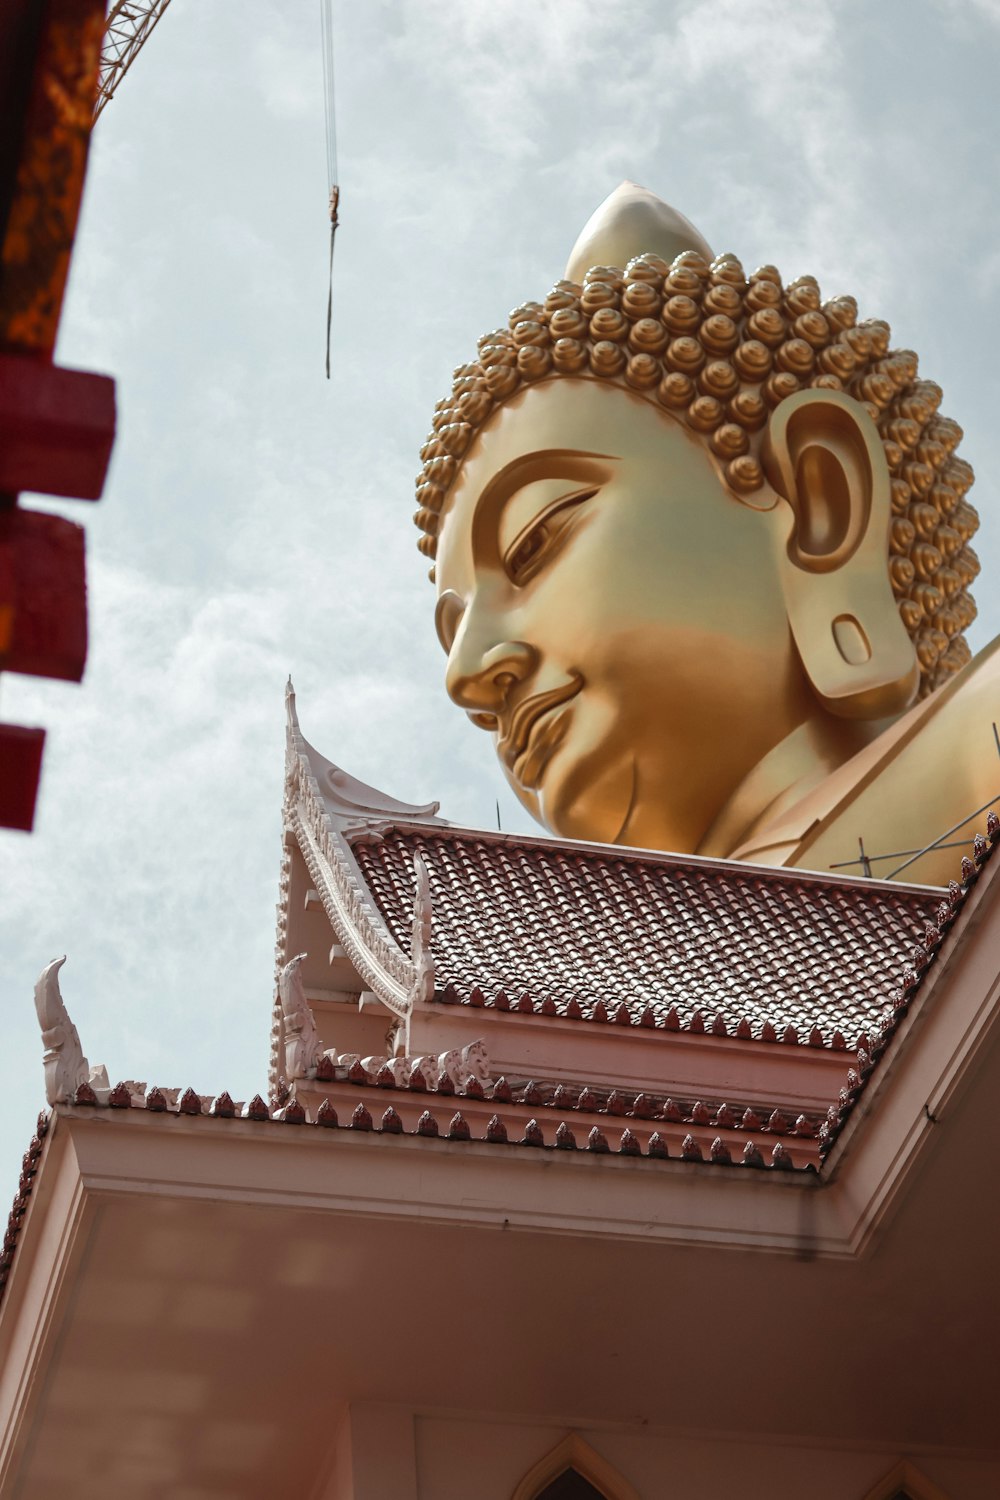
[741,637,1000,884]
[887,636,1000,762]
[937,634,1000,711]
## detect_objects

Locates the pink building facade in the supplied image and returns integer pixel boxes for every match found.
[1,685,998,1498]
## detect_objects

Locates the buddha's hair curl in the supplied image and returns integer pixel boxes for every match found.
[415,249,978,696]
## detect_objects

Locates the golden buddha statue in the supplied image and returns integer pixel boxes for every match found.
[414,183,994,886]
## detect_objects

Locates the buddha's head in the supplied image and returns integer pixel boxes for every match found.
[414,184,979,851]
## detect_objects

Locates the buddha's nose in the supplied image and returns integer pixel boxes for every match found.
[446,626,537,720]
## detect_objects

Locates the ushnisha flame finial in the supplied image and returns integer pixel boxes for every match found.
[564,181,714,283]
[414,185,978,694]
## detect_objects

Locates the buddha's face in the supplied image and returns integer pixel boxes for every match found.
[434,379,817,851]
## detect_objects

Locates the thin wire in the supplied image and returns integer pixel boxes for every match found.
[326,187,339,380]
[830,837,980,870]
[830,727,1000,881]
[320,0,339,378]
[882,791,1000,882]
[881,726,1000,880]
[320,0,338,190]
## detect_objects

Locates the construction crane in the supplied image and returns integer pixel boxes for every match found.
[93,0,341,371]
[93,0,173,121]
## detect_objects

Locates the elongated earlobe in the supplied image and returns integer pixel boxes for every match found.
[763,389,918,718]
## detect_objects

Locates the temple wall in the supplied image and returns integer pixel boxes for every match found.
[321,1405,1000,1500]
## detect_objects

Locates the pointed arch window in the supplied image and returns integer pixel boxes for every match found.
[535,1472,606,1500]
[511,1434,641,1500]
[863,1462,951,1500]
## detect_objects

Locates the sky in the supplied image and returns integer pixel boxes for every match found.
[2,0,1000,1194]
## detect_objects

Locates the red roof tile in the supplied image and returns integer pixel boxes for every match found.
[351,828,942,1046]
[0,1114,48,1309]
[304,1063,824,1156]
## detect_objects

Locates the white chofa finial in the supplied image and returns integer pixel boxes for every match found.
[285,676,303,744]
[34,957,90,1105]
[279,952,323,1079]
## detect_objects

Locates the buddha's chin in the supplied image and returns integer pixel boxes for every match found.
[540,748,636,846]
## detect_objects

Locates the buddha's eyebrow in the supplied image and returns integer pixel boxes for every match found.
[471,448,616,526]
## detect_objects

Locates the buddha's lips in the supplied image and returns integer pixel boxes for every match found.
[499,674,583,778]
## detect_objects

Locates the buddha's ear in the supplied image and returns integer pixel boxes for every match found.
[762,389,919,718]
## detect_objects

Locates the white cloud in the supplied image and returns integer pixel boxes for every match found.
[938,0,1000,25]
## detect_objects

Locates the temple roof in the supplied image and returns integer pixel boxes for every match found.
[351,826,941,1048]
[7,828,1000,1497]
[6,692,999,1464]
[268,686,959,1163]
[280,681,941,1063]
[4,826,998,1331]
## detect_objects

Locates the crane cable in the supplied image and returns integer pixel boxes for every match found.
[320,0,339,378]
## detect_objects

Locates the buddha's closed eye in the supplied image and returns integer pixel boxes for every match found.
[503,488,597,586]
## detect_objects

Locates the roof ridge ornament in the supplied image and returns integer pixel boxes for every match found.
[34,957,90,1105]
[278,952,325,1080]
[285,677,445,834]
[279,682,442,1035]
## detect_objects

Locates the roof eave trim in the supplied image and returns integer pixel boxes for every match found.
[281,681,437,1025]
[819,846,1000,1252]
[285,679,446,837]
